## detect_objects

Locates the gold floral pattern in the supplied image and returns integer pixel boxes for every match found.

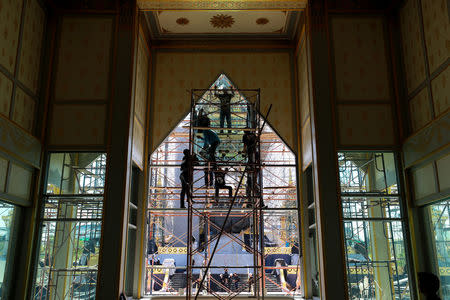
[331,17,390,101]
[210,14,235,28]
[13,88,35,132]
[0,72,13,117]
[400,0,426,93]
[0,0,23,73]
[337,104,395,146]
[176,17,189,25]
[18,0,45,94]
[256,18,269,25]
[54,17,113,101]
[409,87,432,132]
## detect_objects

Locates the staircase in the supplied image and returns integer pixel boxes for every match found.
[169,273,187,290]
[265,273,282,293]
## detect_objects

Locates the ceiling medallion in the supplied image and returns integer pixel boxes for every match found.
[176,17,189,25]
[210,14,235,29]
[256,18,269,25]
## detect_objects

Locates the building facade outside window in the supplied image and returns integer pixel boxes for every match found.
[338,152,411,299]
[33,153,106,300]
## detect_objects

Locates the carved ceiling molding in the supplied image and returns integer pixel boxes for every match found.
[137,0,306,10]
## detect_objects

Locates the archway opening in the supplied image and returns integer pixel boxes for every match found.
[145,74,300,297]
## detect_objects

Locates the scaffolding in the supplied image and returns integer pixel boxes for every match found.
[33,153,106,300]
[338,152,411,299]
[146,75,300,299]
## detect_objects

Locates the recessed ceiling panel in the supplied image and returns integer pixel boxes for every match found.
[156,11,288,34]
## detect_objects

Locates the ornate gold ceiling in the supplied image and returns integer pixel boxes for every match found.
[137,0,306,11]
[155,11,289,34]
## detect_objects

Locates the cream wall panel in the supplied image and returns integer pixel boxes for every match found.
[49,104,106,146]
[0,72,13,117]
[0,0,23,73]
[152,52,293,150]
[400,0,427,93]
[0,117,41,168]
[7,163,32,199]
[403,111,450,168]
[331,17,390,101]
[132,117,144,169]
[337,104,395,146]
[436,152,450,191]
[54,17,113,101]
[431,66,449,117]
[409,87,432,132]
[135,36,149,125]
[421,0,450,72]
[0,156,7,192]
[298,43,310,126]
[412,163,437,199]
[13,88,35,132]
[18,0,45,94]
[301,121,312,170]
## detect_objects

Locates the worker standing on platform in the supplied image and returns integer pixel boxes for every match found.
[243,130,257,165]
[203,130,220,187]
[214,84,234,133]
[214,167,233,199]
[180,149,197,209]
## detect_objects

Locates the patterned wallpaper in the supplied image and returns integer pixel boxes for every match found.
[7,162,32,200]
[403,112,450,168]
[152,51,293,151]
[132,35,149,169]
[409,87,432,132]
[331,17,391,101]
[49,104,107,145]
[436,152,450,191]
[0,72,13,117]
[400,0,426,93]
[421,0,450,72]
[54,17,113,101]
[337,104,395,146]
[431,65,449,117]
[18,0,45,94]
[13,87,35,132]
[0,155,7,192]
[412,162,437,199]
[0,0,23,73]
[49,16,114,147]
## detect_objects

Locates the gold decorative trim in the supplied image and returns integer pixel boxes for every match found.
[138,0,306,10]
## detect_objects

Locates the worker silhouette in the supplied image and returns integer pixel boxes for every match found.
[180,149,197,208]
[214,167,233,200]
[418,272,442,300]
[214,85,234,133]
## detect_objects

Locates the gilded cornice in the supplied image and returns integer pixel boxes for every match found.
[138,0,306,10]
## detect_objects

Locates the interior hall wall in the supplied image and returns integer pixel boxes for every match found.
[329,16,398,147]
[0,0,46,206]
[132,30,150,170]
[399,0,449,204]
[150,51,295,152]
[47,16,115,148]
